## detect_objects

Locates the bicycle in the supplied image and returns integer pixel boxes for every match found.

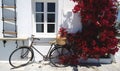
[9,35,70,68]
[49,34,81,67]
[55,34,82,66]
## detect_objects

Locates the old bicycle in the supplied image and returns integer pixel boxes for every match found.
[9,35,71,68]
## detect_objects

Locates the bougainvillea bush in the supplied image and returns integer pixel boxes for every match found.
[58,0,119,65]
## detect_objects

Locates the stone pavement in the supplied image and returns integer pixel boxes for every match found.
[1,61,120,71]
[0,61,74,71]
[0,49,120,71]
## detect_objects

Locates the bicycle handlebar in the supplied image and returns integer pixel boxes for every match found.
[31,35,40,41]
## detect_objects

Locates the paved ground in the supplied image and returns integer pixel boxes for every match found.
[0,61,120,71]
[0,49,120,71]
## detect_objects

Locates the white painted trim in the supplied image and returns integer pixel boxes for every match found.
[32,0,58,38]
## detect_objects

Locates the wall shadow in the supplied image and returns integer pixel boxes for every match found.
[61,11,82,33]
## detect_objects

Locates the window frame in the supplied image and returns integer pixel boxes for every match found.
[33,0,58,38]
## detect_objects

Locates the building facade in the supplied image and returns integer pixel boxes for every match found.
[1,0,120,62]
[0,0,82,61]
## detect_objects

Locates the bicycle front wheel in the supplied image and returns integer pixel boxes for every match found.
[49,46,71,67]
[9,46,34,68]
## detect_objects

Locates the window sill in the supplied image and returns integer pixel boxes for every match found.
[33,33,56,38]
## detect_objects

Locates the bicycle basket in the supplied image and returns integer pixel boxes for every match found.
[56,36,66,45]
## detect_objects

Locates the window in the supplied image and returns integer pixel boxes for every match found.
[34,0,57,37]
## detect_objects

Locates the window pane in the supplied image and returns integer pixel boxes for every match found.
[36,2,44,12]
[47,14,55,22]
[36,13,44,22]
[36,24,44,32]
[47,3,55,12]
[47,24,55,32]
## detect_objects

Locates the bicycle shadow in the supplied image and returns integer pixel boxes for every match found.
[10,61,34,69]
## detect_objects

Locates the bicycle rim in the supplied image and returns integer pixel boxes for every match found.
[49,47,71,67]
[9,47,34,68]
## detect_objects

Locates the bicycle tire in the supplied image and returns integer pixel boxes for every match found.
[49,46,71,67]
[9,46,34,68]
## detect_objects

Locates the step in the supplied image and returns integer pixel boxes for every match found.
[79,54,114,64]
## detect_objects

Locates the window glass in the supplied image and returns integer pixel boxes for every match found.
[47,24,55,32]
[47,3,55,12]
[47,14,55,22]
[36,13,44,22]
[36,2,44,12]
[36,24,44,32]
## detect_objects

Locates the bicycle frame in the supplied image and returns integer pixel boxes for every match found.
[29,36,55,60]
[9,35,62,68]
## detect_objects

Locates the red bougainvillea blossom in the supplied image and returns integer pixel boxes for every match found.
[58,0,119,65]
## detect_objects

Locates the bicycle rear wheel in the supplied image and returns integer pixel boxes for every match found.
[49,45,71,67]
[9,46,34,68]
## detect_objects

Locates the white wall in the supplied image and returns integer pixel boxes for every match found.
[61,0,82,33]
[0,0,32,37]
[1,0,119,62]
[0,0,32,61]
[0,40,28,61]
[17,0,32,38]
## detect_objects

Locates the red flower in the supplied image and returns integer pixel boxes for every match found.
[58,0,119,65]
[73,4,80,13]
[59,55,70,64]
[59,27,67,37]
[69,55,79,65]
[100,47,108,56]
